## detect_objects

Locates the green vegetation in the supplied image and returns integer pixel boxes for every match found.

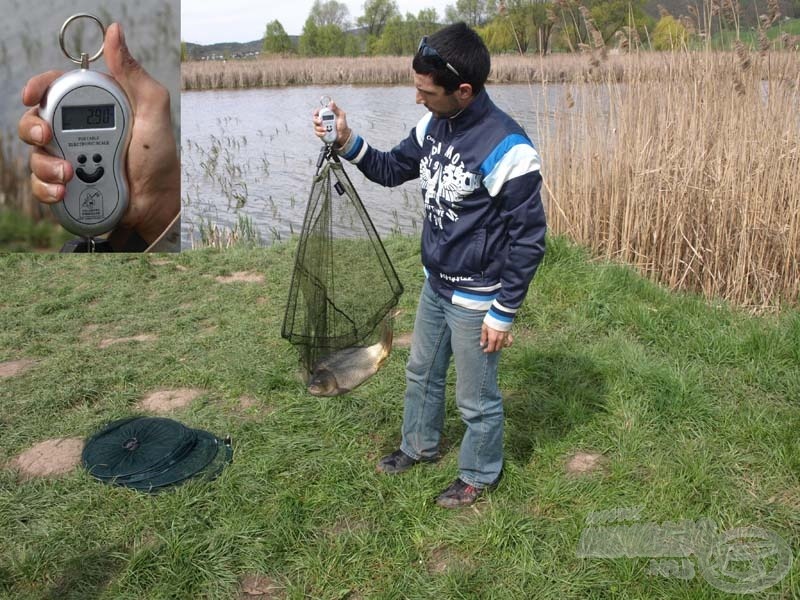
[0,210,73,252]
[711,17,800,49]
[194,0,799,58]
[263,20,293,55]
[653,15,689,50]
[1,235,798,598]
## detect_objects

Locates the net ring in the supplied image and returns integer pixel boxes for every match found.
[59,13,106,66]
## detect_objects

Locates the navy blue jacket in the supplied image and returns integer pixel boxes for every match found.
[340,89,546,331]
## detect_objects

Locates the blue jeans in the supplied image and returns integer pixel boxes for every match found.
[399,280,504,488]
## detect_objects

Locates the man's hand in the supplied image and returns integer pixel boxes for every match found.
[480,323,513,353]
[18,23,179,245]
[312,101,351,148]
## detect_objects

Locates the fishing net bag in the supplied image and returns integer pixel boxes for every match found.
[82,416,232,494]
[282,149,403,373]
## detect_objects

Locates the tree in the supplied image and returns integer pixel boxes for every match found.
[374,14,413,54]
[477,19,517,52]
[486,0,556,53]
[309,0,350,27]
[263,20,293,54]
[357,0,399,37]
[299,17,320,55]
[373,10,441,55]
[299,16,348,55]
[588,0,648,45]
[652,15,688,49]
[444,0,489,26]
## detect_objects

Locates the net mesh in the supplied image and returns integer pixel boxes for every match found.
[282,151,403,373]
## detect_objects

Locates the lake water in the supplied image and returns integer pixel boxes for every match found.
[0,0,180,152]
[181,83,565,248]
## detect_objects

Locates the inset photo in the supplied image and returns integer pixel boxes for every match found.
[0,0,180,252]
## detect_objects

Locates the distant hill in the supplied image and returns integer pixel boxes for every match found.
[184,37,299,61]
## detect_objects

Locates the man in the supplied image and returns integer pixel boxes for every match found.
[313,22,546,508]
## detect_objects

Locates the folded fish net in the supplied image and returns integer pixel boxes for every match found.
[82,416,232,493]
[282,148,403,372]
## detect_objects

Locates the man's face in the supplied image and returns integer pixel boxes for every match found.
[414,72,462,119]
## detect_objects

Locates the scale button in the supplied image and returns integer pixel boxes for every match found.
[93,154,103,163]
[77,154,87,164]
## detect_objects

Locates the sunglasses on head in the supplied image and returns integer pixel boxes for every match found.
[417,37,461,79]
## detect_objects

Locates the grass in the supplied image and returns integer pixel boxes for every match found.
[0,235,798,598]
[0,209,73,252]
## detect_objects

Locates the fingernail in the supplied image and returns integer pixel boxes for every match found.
[118,23,126,48]
[56,163,65,182]
[46,184,61,201]
[31,125,43,143]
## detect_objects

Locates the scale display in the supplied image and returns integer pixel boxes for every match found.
[61,104,115,130]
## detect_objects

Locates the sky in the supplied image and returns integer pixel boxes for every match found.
[182,0,454,45]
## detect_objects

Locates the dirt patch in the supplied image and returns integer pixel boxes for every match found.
[215,271,264,284]
[238,395,258,410]
[8,438,84,479]
[99,334,158,349]
[150,259,171,266]
[323,518,368,538]
[769,488,800,511]
[231,396,275,419]
[427,545,472,574]
[565,451,608,475]
[137,388,203,413]
[0,359,37,378]
[80,324,101,341]
[394,332,413,348]
[238,574,285,599]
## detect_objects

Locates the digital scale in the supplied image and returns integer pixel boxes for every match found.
[319,96,337,145]
[38,14,132,245]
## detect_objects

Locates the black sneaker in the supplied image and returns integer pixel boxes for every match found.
[376,449,436,474]
[435,475,500,508]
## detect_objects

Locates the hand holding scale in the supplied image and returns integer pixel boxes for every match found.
[38,14,133,237]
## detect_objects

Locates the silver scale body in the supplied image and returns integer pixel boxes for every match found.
[38,14,132,238]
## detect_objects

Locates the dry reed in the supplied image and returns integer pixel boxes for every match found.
[0,134,36,220]
[181,52,800,90]
[539,50,800,310]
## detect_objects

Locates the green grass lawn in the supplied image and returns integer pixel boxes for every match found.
[0,236,798,599]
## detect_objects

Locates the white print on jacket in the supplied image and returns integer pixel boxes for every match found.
[419,141,482,230]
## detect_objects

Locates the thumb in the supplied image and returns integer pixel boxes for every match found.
[103,23,166,112]
[480,323,488,348]
[329,101,343,116]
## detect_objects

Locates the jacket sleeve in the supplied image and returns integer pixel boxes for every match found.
[481,140,547,332]
[338,117,427,187]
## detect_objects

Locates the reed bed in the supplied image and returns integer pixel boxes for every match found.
[539,50,800,310]
[181,51,800,90]
[182,56,413,90]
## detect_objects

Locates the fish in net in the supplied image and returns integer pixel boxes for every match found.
[282,148,403,395]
